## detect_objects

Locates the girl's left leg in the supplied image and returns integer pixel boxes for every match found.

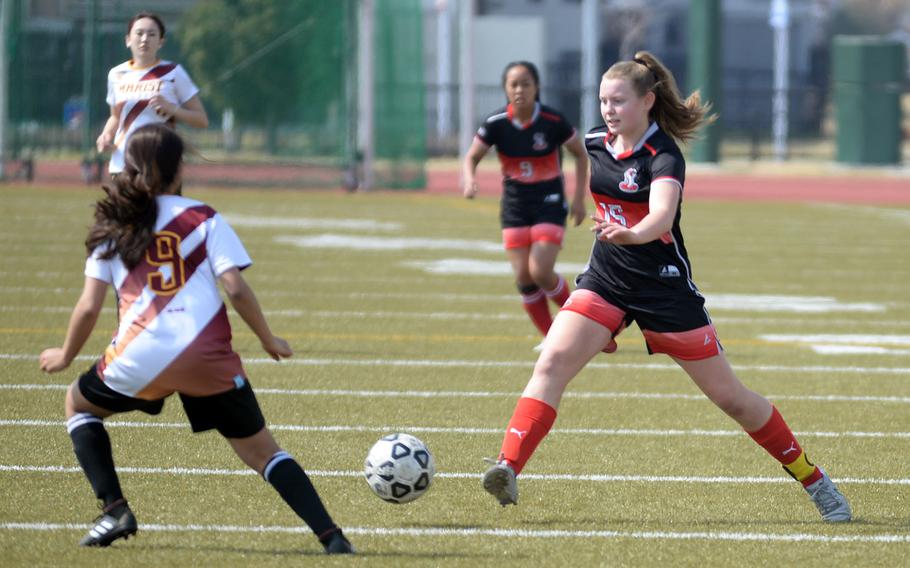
[675,354,851,521]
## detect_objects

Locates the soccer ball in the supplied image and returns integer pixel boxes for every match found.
[364,433,435,504]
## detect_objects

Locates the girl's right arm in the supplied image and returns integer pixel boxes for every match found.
[462,138,490,199]
[96,106,120,153]
[39,277,108,373]
[218,267,292,361]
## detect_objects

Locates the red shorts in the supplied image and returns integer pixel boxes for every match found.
[560,288,722,361]
[502,223,565,250]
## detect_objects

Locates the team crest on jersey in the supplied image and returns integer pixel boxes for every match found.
[618,167,639,193]
[532,132,547,151]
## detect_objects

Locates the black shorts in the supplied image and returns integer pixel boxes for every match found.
[78,366,266,439]
[500,184,568,228]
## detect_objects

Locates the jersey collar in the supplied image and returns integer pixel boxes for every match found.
[507,102,540,130]
[604,121,659,160]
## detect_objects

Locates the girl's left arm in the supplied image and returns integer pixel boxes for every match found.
[564,135,589,227]
[150,94,209,129]
[593,180,680,245]
[39,277,109,373]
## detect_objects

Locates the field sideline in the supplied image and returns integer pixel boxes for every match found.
[1,183,908,566]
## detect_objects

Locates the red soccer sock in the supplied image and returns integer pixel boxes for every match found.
[747,405,823,487]
[521,289,552,335]
[498,397,557,475]
[544,275,570,309]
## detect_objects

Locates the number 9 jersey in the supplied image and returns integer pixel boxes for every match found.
[582,122,692,295]
[476,102,577,229]
[84,195,251,400]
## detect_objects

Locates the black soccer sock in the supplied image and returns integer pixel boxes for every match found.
[67,413,125,508]
[263,451,337,538]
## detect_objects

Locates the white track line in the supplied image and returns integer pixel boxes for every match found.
[2,353,908,375]
[1,521,907,544]
[0,465,907,486]
[1,419,907,440]
[3,383,910,405]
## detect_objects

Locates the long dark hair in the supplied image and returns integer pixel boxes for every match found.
[86,124,184,268]
[603,51,716,142]
[501,61,541,102]
[127,11,166,37]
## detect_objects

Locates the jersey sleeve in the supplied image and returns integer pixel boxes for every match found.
[105,69,116,107]
[476,119,495,147]
[651,151,686,189]
[84,245,114,284]
[555,114,577,145]
[173,64,201,105]
[206,213,252,277]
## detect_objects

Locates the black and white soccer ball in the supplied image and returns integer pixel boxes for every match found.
[364,433,435,504]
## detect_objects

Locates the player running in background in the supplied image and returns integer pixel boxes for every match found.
[40,124,354,554]
[481,52,852,523]
[96,12,208,175]
[462,61,591,348]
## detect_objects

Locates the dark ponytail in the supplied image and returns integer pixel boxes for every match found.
[86,124,184,268]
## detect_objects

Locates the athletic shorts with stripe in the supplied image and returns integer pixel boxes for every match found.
[78,365,266,438]
[562,276,723,360]
[500,185,568,249]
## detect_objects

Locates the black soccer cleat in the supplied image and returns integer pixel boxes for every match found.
[79,507,138,547]
[322,530,355,554]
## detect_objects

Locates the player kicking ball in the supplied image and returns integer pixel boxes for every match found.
[482,52,851,524]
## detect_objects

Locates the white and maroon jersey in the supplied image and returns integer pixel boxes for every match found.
[105,60,199,173]
[583,122,693,295]
[85,195,250,400]
[476,102,576,196]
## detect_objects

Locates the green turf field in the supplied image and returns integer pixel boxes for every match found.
[1,185,908,566]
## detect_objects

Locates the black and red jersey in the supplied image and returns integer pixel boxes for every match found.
[476,102,576,194]
[583,122,695,296]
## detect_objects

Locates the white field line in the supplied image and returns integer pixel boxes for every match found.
[221,214,403,232]
[1,419,907,440]
[2,353,909,376]
[3,383,910,405]
[0,465,908,487]
[4,305,910,328]
[2,520,908,544]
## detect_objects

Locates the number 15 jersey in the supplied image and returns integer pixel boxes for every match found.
[84,195,251,400]
[583,122,695,296]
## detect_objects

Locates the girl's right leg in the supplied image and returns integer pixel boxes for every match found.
[484,310,612,505]
[227,427,354,553]
[504,232,552,336]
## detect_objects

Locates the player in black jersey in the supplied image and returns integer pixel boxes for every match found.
[462,61,589,344]
[482,52,851,523]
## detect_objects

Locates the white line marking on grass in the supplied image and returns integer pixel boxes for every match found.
[2,419,907,440]
[810,345,910,356]
[706,294,884,313]
[2,521,908,543]
[1,465,908,486]
[762,334,910,346]
[4,383,910,405]
[403,258,587,276]
[275,234,504,253]
[2,353,909,375]
[223,214,402,232]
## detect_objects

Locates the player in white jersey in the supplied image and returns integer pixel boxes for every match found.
[40,125,353,554]
[96,12,208,174]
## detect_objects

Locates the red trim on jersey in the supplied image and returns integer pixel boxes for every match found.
[498,152,562,183]
[140,63,177,81]
[539,111,560,122]
[643,143,657,156]
[641,324,722,360]
[117,100,152,142]
[506,103,534,129]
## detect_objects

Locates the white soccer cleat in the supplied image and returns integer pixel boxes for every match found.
[482,458,518,506]
[804,469,852,522]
